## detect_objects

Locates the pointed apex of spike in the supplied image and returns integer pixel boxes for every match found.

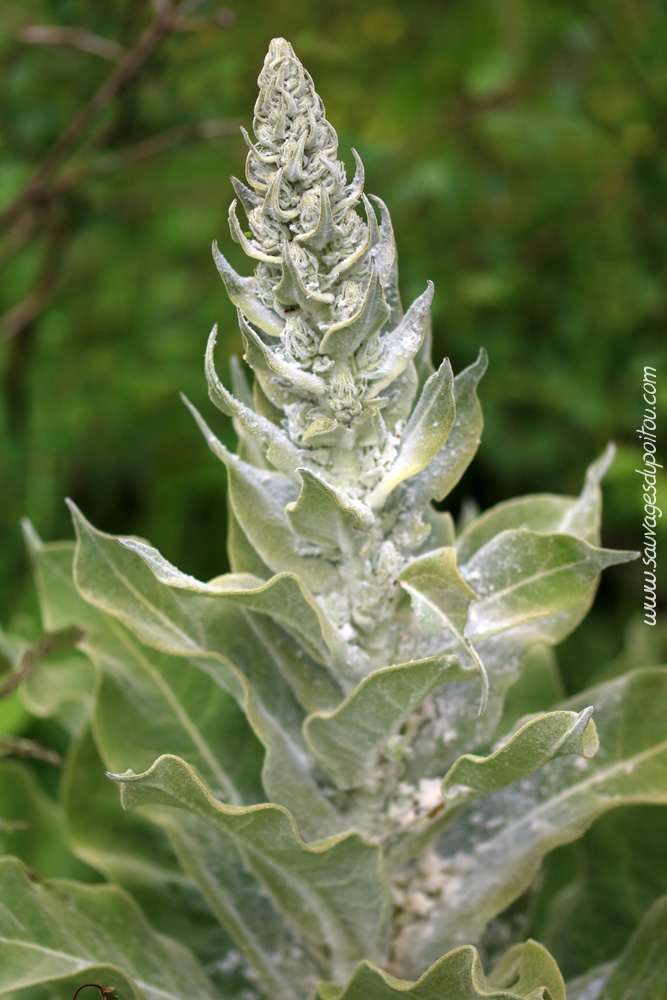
[266,37,296,60]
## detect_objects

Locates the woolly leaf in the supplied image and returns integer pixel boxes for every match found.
[396,669,667,973]
[305,654,477,790]
[317,940,563,1000]
[441,707,599,802]
[0,856,218,1000]
[369,358,455,508]
[114,755,390,988]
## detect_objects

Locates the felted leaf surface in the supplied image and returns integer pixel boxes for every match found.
[365,283,433,399]
[531,802,667,979]
[566,894,667,1000]
[202,333,302,475]
[63,726,241,987]
[286,468,374,553]
[0,856,218,1000]
[317,940,562,1000]
[184,401,339,592]
[212,240,285,337]
[462,531,637,645]
[441,707,599,802]
[319,265,390,358]
[26,528,262,804]
[455,445,615,564]
[115,755,390,988]
[397,548,487,706]
[40,516,342,837]
[305,654,477,789]
[69,502,346,689]
[406,348,487,507]
[395,668,667,974]
[369,358,455,508]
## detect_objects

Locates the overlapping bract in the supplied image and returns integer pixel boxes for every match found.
[2,36,660,1000]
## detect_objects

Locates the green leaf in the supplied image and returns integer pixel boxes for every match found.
[319,265,390,359]
[295,184,343,251]
[529,802,667,978]
[456,445,615,564]
[63,726,240,983]
[0,856,218,1000]
[212,240,285,336]
[396,668,667,974]
[84,614,262,803]
[441,707,599,802]
[0,761,93,880]
[273,239,334,312]
[65,506,347,835]
[397,548,487,708]
[364,283,433,399]
[19,651,94,721]
[369,358,456,509]
[317,940,562,1000]
[368,194,403,329]
[286,468,374,553]
[227,501,273,576]
[115,755,390,990]
[462,531,638,645]
[202,329,303,474]
[566,894,667,1000]
[406,348,487,506]
[488,940,566,1000]
[305,654,477,790]
[69,502,346,685]
[238,310,326,399]
[184,399,341,591]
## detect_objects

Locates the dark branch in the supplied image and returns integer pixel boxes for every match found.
[0,0,189,234]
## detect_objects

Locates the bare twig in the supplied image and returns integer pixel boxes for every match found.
[72,986,118,1000]
[0,627,84,700]
[0,222,65,343]
[0,0,188,234]
[0,737,64,767]
[18,25,126,62]
[92,117,241,171]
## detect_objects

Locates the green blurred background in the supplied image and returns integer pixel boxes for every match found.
[1,0,665,693]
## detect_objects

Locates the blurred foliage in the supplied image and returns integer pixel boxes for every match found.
[1,0,665,695]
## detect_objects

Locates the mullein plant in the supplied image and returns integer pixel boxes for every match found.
[2,37,667,1000]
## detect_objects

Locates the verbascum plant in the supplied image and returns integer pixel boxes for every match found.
[2,37,667,1000]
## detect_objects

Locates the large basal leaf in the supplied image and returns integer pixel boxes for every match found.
[63,726,247,993]
[25,527,262,804]
[304,654,477,790]
[30,520,341,838]
[114,755,390,993]
[317,940,564,1000]
[394,668,667,976]
[69,501,348,683]
[566,894,667,1000]
[0,856,218,1000]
